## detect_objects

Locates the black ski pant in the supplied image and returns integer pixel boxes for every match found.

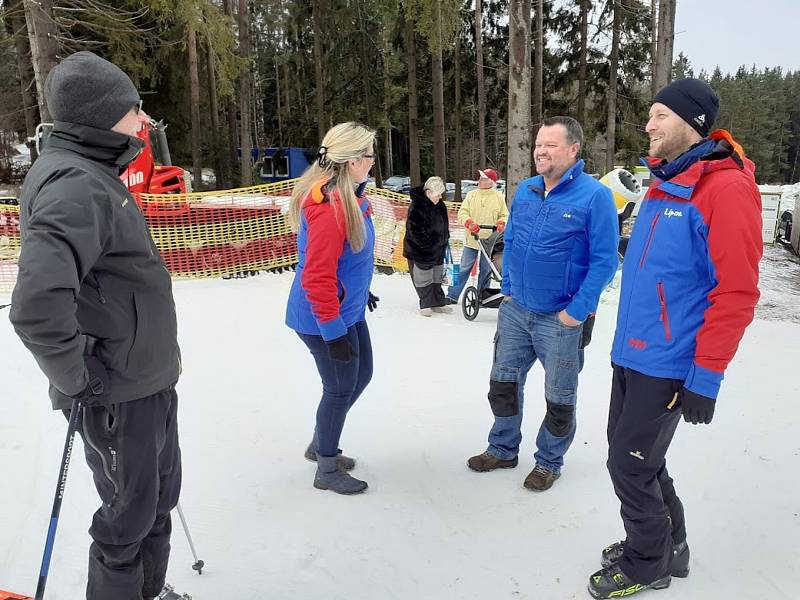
[74,387,182,600]
[407,259,446,309]
[607,364,686,584]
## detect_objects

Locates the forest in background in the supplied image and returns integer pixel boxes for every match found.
[2,0,799,196]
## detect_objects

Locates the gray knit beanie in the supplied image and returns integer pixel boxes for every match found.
[45,51,140,130]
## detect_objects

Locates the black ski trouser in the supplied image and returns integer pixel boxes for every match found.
[408,259,446,309]
[607,364,686,584]
[75,387,181,600]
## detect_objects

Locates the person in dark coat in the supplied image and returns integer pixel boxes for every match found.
[403,176,452,316]
[9,51,181,600]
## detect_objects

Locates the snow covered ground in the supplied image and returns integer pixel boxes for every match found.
[1,260,798,599]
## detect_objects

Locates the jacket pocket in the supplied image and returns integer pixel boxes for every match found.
[639,212,662,268]
[656,281,672,342]
[535,204,586,249]
[127,291,178,371]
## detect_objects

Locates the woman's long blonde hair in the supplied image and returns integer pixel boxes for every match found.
[289,122,376,252]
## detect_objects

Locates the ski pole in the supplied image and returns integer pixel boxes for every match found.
[35,398,81,600]
[175,502,204,574]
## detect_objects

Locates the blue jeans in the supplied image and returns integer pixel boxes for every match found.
[486,298,584,474]
[447,246,492,301]
[297,321,373,457]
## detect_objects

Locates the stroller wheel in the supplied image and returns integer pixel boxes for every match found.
[463,286,480,321]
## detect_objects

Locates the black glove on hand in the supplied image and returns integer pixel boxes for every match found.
[367,292,380,312]
[327,336,357,362]
[580,314,596,349]
[74,356,111,408]
[679,387,715,424]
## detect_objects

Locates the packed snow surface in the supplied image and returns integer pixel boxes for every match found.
[1,255,798,599]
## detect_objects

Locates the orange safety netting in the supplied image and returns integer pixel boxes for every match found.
[0,182,466,295]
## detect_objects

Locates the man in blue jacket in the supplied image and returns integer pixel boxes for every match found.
[467,116,618,491]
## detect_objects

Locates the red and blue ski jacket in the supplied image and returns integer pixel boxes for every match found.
[611,131,762,400]
[285,179,375,341]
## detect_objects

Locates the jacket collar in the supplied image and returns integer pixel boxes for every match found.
[643,130,749,200]
[46,121,145,173]
[528,159,585,198]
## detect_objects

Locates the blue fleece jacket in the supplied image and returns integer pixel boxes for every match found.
[501,160,619,321]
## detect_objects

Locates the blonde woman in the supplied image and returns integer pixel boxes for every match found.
[285,122,378,495]
[402,176,452,316]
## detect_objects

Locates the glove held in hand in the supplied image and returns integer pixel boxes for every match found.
[75,356,111,407]
[679,387,715,424]
[367,292,380,312]
[327,336,357,362]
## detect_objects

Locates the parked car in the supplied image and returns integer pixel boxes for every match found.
[460,179,478,197]
[383,175,410,192]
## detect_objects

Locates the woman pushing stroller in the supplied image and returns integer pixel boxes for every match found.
[445,168,509,305]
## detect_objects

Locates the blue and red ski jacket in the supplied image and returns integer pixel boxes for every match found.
[611,131,762,400]
[285,179,375,341]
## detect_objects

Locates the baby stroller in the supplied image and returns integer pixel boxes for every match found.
[462,224,504,320]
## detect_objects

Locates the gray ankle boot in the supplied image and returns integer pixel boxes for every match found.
[304,436,356,471]
[313,455,368,495]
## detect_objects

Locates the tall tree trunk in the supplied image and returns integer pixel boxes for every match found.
[662,0,676,83]
[238,0,252,186]
[206,37,223,189]
[282,61,291,132]
[532,0,543,128]
[23,0,58,122]
[187,19,202,190]
[357,0,381,186]
[577,0,589,124]
[382,18,393,178]
[606,0,620,172]
[650,0,658,97]
[507,0,532,203]
[406,21,421,186]
[275,62,283,145]
[454,33,462,202]
[653,0,676,92]
[431,1,447,181]
[8,0,40,136]
[311,0,325,141]
[475,0,487,167]
[223,0,238,186]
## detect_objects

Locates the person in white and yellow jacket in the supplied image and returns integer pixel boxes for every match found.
[445,168,509,303]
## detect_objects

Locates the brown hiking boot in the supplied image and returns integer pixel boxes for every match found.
[467,451,518,472]
[523,464,560,491]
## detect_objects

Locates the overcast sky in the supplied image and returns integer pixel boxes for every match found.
[673,0,799,75]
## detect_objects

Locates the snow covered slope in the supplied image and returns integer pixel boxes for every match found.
[1,270,798,599]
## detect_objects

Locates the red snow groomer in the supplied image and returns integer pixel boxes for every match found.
[121,113,187,197]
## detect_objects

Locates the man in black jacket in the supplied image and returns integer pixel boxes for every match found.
[402,176,452,316]
[10,51,182,600]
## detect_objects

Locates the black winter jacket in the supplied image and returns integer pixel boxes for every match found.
[402,186,450,267]
[10,122,181,410]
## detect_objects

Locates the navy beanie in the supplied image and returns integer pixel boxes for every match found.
[45,51,140,131]
[653,78,719,138]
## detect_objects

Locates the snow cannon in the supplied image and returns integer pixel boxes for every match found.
[600,168,643,223]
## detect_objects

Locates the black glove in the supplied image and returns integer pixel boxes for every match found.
[679,387,715,424]
[580,314,596,349]
[367,292,380,312]
[74,356,111,408]
[326,336,357,362]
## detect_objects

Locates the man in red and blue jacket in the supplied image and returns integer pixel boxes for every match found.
[589,79,762,599]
